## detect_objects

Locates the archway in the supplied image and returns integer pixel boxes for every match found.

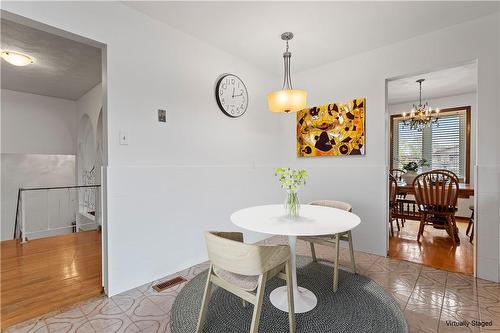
[77,114,97,228]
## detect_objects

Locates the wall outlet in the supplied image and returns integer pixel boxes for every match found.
[119,130,128,145]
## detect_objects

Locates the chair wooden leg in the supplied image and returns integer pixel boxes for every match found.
[333,234,340,292]
[467,209,474,236]
[196,266,214,333]
[250,272,267,333]
[417,214,426,242]
[452,215,460,244]
[396,218,401,231]
[309,242,317,262]
[285,260,296,333]
[466,220,472,236]
[446,216,456,246]
[470,223,474,243]
[398,202,405,227]
[347,231,356,274]
[389,211,394,237]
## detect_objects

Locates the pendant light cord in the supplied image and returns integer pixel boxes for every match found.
[419,80,422,107]
[282,40,293,90]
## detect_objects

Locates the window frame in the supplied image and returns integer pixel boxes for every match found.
[390,106,471,184]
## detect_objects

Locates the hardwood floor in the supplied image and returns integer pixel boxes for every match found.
[1,230,102,329]
[389,218,474,275]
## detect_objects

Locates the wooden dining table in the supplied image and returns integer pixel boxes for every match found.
[397,182,474,199]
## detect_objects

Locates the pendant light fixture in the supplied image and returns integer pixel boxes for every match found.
[268,32,307,113]
[402,78,440,131]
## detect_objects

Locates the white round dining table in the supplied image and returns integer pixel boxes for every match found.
[230,204,361,313]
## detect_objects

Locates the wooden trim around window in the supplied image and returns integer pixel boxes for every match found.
[389,106,471,184]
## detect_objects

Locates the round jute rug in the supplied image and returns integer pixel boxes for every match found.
[171,256,408,333]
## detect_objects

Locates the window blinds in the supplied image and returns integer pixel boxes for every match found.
[393,121,423,169]
[392,109,467,181]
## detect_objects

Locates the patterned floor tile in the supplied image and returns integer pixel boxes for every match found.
[44,306,86,325]
[44,317,89,333]
[68,320,96,333]
[404,299,442,333]
[3,319,49,333]
[147,293,177,314]
[80,296,120,317]
[87,314,138,333]
[112,294,146,315]
[120,297,167,332]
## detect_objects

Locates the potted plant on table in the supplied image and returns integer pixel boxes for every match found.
[402,159,429,184]
[275,167,308,218]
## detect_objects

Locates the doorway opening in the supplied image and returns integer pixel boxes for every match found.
[0,12,107,329]
[385,62,477,276]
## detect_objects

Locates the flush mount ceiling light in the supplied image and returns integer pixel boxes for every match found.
[268,32,307,113]
[1,50,35,66]
[401,78,439,131]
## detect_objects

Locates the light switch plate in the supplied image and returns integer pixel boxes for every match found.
[119,130,128,145]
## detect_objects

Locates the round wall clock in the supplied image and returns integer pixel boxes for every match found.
[215,74,248,118]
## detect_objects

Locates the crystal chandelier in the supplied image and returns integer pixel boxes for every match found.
[402,78,439,131]
[268,32,307,113]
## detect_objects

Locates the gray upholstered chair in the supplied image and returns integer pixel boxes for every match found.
[196,231,295,333]
[298,200,356,292]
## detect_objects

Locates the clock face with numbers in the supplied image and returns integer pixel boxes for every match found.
[215,74,248,118]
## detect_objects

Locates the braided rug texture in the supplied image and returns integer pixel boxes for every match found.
[171,256,408,333]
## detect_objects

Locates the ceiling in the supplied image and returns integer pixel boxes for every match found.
[125,1,499,75]
[1,19,101,100]
[387,63,477,105]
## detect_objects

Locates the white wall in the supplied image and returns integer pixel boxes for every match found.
[389,92,477,217]
[76,83,102,140]
[75,83,103,185]
[1,89,78,155]
[292,14,500,281]
[75,84,103,230]
[3,3,498,295]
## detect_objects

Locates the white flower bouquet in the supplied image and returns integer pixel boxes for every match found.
[275,168,308,218]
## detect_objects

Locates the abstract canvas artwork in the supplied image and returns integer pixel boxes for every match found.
[296,98,365,157]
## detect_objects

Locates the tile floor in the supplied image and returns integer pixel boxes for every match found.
[5,237,500,333]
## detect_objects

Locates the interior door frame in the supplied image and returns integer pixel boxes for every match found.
[1,10,110,293]
[384,60,478,277]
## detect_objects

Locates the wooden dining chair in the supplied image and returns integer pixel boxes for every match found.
[423,169,460,232]
[389,168,406,182]
[413,170,460,245]
[196,231,295,333]
[298,200,355,292]
[389,174,400,236]
[431,169,460,183]
[389,169,410,227]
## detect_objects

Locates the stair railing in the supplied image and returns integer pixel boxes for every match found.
[13,184,101,242]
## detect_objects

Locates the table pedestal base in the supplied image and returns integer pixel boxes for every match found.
[269,286,317,313]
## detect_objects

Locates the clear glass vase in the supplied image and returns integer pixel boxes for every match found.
[285,191,300,218]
